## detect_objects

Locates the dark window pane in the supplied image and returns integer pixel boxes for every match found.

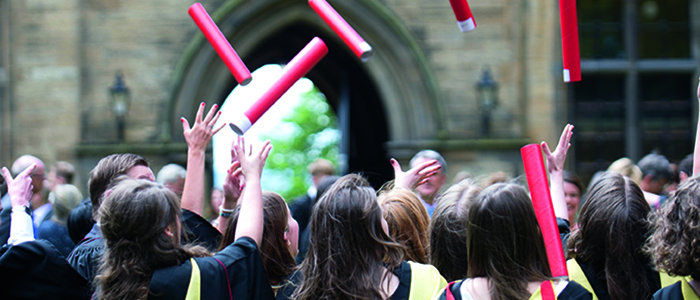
[638,0,690,58]
[639,73,694,161]
[571,74,626,182]
[578,0,625,59]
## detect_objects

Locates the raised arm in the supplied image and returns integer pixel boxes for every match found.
[233,137,272,246]
[180,103,224,216]
[2,164,37,245]
[390,158,441,190]
[542,124,574,221]
[694,80,700,175]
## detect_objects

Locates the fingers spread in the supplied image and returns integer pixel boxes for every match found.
[203,103,218,124]
[541,141,553,157]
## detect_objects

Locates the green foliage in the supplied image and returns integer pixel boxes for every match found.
[260,86,340,202]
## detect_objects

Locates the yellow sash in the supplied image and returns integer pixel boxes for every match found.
[407,261,448,300]
[185,258,201,300]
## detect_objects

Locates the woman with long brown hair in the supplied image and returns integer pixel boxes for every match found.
[293,174,447,300]
[567,171,673,300]
[219,191,299,299]
[95,139,275,300]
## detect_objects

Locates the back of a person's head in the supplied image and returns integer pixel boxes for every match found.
[638,152,672,181]
[50,184,83,223]
[410,149,447,173]
[608,157,643,185]
[307,158,336,178]
[315,175,340,203]
[220,192,295,285]
[649,176,700,281]
[89,153,148,218]
[481,171,509,188]
[377,188,430,264]
[52,161,75,184]
[679,154,693,178]
[429,179,482,282]
[567,171,657,300]
[466,183,551,299]
[97,179,209,300]
[67,199,95,244]
[295,174,404,300]
[156,163,186,184]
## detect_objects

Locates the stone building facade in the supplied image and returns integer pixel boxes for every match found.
[0,0,698,191]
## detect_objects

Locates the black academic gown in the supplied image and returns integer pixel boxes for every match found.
[0,240,91,300]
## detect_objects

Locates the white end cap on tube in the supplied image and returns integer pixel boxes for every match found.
[359,42,373,62]
[229,114,252,136]
[563,69,571,83]
[458,17,476,32]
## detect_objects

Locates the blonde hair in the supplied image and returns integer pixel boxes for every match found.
[50,184,83,223]
[608,157,643,185]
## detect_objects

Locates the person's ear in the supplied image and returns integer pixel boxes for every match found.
[680,171,689,182]
[164,226,174,237]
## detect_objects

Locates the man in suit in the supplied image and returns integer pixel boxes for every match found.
[0,155,48,245]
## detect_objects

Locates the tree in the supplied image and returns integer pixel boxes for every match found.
[260,86,339,201]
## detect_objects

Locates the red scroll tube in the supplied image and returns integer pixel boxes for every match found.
[229,37,328,135]
[309,0,372,61]
[448,0,477,32]
[521,144,568,278]
[558,0,581,82]
[189,3,252,86]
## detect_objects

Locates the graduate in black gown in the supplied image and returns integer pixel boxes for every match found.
[220,192,299,300]
[649,176,700,300]
[0,164,91,300]
[95,138,274,300]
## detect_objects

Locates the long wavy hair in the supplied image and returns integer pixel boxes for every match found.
[429,179,482,282]
[293,174,405,300]
[377,187,430,264]
[219,191,296,286]
[649,176,700,280]
[96,179,211,300]
[466,183,552,300]
[567,171,658,300]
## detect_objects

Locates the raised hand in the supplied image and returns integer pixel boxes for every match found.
[181,102,225,153]
[542,124,574,174]
[390,158,441,190]
[233,137,272,181]
[2,164,37,207]
[541,124,574,221]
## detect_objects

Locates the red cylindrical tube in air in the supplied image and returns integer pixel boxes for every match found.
[558,0,581,82]
[521,144,569,278]
[448,0,477,32]
[189,3,252,86]
[308,0,372,61]
[229,37,328,135]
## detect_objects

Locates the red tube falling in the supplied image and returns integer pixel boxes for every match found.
[189,3,252,86]
[308,0,372,61]
[559,0,581,82]
[448,0,477,32]
[521,144,568,278]
[229,37,328,135]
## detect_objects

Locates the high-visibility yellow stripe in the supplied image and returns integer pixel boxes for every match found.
[407,261,448,300]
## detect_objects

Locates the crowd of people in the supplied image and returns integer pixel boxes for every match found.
[2,85,700,300]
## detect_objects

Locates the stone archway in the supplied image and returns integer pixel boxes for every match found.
[167,0,444,185]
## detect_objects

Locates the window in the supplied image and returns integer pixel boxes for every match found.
[569,0,696,184]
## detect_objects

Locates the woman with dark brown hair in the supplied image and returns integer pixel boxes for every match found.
[96,139,275,300]
[219,191,299,299]
[566,171,669,300]
[428,179,481,282]
[649,176,700,299]
[438,183,590,300]
[293,174,447,300]
[377,188,431,264]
